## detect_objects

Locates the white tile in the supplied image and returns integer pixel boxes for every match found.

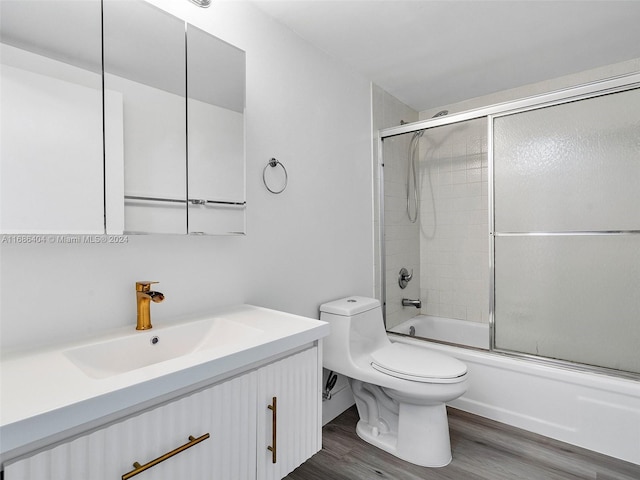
[425,302,439,316]
[466,154,482,170]
[437,144,453,160]
[439,303,453,317]
[438,184,454,199]
[465,182,482,198]
[466,167,482,183]
[466,307,481,322]
[467,137,482,155]
[451,170,467,184]
[452,305,467,320]
[438,171,452,186]
[452,141,466,158]
[426,289,440,304]
[440,290,453,305]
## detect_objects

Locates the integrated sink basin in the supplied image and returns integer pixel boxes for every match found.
[1,304,330,462]
[64,317,263,379]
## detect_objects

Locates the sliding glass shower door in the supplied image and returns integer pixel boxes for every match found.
[492,87,640,375]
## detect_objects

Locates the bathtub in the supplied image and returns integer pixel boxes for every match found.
[389,314,490,349]
[388,316,640,465]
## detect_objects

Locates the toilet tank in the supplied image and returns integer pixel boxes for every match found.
[320,297,391,375]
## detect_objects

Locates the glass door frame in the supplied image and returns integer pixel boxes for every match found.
[378,72,640,379]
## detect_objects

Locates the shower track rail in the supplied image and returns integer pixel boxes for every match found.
[378,72,640,140]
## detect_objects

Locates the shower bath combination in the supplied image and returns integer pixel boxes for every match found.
[383,78,640,379]
[378,72,640,468]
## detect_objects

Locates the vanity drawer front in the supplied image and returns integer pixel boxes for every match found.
[5,372,257,480]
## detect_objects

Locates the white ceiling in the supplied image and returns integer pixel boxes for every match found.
[251,0,640,112]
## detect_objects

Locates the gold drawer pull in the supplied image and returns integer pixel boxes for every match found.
[267,396,277,464]
[122,433,210,480]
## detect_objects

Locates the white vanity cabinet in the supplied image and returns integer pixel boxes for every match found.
[4,346,321,480]
[257,348,320,480]
[4,371,258,480]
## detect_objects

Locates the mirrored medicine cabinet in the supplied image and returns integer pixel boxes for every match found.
[0,0,246,236]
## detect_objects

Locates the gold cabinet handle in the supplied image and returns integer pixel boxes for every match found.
[267,396,277,464]
[122,433,210,480]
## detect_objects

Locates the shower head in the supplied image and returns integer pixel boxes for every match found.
[189,0,211,7]
[432,110,449,118]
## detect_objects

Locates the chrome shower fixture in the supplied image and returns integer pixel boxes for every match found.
[402,298,422,309]
[398,267,413,289]
[406,129,423,223]
[189,0,211,7]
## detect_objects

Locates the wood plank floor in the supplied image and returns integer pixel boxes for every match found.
[285,406,640,480]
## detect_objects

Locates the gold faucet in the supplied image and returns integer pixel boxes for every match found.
[136,281,165,330]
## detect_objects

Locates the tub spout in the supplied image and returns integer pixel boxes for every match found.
[402,298,421,309]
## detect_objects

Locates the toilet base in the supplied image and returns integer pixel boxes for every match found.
[355,402,453,468]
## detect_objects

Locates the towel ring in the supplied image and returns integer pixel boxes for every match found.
[263,158,288,194]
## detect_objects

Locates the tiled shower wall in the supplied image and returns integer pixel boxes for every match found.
[372,84,420,329]
[373,86,489,328]
[374,86,489,330]
[418,119,489,324]
[383,132,422,328]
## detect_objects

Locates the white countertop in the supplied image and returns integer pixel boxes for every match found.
[0,305,329,463]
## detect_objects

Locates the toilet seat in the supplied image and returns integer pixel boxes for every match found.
[370,343,467,383]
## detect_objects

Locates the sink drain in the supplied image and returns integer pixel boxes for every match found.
[150,336,159,345]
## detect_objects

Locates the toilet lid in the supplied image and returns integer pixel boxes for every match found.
[370,343,467,383]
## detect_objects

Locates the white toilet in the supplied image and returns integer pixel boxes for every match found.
[320,296,468,467]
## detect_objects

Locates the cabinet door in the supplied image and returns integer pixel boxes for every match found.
[0,0,104,234]
[257,347,321,480]
[4,372,257,480]
[186,24,246,235]
[103,0,187,235]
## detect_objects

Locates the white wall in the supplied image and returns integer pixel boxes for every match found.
[0,0,374,352]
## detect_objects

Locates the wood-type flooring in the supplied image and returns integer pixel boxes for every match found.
[284,406,640,480]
